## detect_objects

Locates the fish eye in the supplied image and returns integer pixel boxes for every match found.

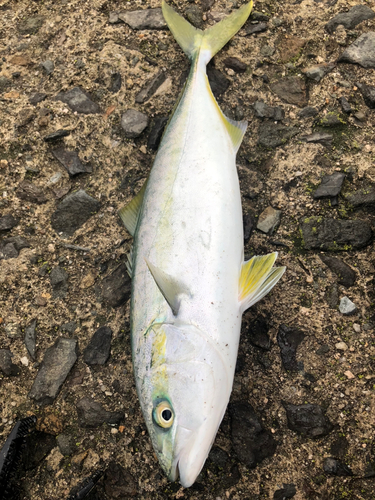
[153,400,174,428]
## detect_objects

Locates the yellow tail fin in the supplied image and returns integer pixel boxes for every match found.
[162,1,253,62]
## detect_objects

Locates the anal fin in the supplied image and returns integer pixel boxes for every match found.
[145,259,191,315]
[239,252,285,312]
[118,180,147,237]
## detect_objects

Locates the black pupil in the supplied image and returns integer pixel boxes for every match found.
[162,409,172,421]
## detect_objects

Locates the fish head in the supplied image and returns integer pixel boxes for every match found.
[138,321,230,488]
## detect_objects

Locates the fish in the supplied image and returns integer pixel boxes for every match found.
[118,0,285,488]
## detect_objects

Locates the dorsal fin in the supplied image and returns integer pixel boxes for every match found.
[145,259,191,315]
[239,252,285,312]
[118,180,147,237]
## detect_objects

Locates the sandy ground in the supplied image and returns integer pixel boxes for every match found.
[1,0,375,498]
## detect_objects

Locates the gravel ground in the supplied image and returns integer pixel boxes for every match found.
[1,0,375,498]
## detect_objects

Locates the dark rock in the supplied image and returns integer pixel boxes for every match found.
[303,63,335,82]
[277,324,304,372]
[223,57,247,73]
[17,108,35,127]
[77,397,124,428]
[207,66,230,97]
[325,283,339,309]
[258,122,298,148]
[51,189,100,237]
[52,147,92,176]
[135,71,166,103]
[121,109,149,138]
[347,187,375,208]
[201,0,215,12]
[22,431,56,470]
[16,180,48,204]
[330,435,349,458]
[118,8,166,30]
[300,132,333,148]
[19,15,44,35]
[313,172,345,199]
[320,255,356,287]
[316,344,330,355]
[110,72,122,93]
[0,349,20,376]
[298,106,318,118]
[41,60,54,75]
[229,401,277,468]
[251,11,270,22]
[278,35,306,63]
[243,211,255,242]
[284,403,333,438]
[270,77,307,107]
[357,82,375,109]
[273,484,297,499]
[56,433,76,456]
[50,267,69,299]
[29,92,47,105]
[0,214,19,231]
[253,101,284,121]
[60,321,78,334]
[338,96,352,114]
[338,32,375,69]
[300,216,372,251]
[147,116,168,150]
[0,236,30,260]
[247,317,270,350]
[325,5,375,33]
[318,111,346,127]
[323,457,353,476]
[43,129,71,142]
[29,338,78,406]
[83,326,112,365]
[25,319,37,359]
[185,5,203,28]
[0,76,11,90]
[56,87,101,114]
[246,22,268,35]
[104,461,138,498]
[102,262,131,308]
[208,446,229,468]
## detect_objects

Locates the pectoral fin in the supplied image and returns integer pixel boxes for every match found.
[239,252,285,312]
[118,181,147,237]
[145,259,191,315]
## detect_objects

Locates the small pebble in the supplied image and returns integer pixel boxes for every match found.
[339,296,357,315]
[344,370,354,379]
[335,342,348,351]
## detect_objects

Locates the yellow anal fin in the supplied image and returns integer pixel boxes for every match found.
[145,259,191,316]
[224,116,247,153]
[118,180,147,237]
[239,252,285,312]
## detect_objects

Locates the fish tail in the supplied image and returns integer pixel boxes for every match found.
[162,1,253,64]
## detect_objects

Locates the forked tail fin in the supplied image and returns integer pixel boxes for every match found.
[162,1,253,63]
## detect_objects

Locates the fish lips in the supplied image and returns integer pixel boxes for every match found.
[167,423,217,488]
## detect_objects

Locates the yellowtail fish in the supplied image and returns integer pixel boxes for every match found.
[119,0,285,487]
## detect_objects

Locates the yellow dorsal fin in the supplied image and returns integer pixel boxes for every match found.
[118,180,147,237]
[239,252,285,312]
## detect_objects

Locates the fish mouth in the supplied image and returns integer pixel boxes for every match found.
[168,457,179,482]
